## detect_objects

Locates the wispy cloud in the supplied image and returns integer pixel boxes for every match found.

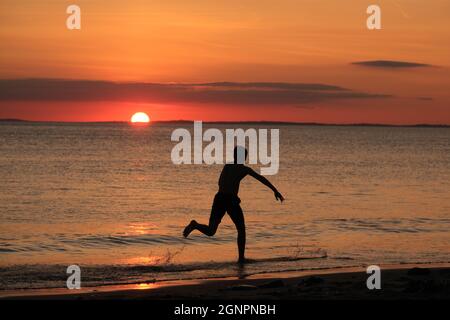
[0,79,390,105]
[352,60,431,69]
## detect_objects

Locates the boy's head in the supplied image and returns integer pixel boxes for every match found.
[233,146,248,164]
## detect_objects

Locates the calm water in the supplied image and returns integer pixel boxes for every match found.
[0,122,449,290]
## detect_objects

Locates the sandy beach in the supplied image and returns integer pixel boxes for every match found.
[2,264,449,300]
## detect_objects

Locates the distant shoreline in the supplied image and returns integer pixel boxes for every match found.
[1,119,449,128]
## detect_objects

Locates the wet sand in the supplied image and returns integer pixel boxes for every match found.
[2,263,449,300]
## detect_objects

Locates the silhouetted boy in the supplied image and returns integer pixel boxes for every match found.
[183,146,284,263]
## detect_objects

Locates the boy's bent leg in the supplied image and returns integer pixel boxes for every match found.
[183,196,226,238]
[183,220,218,237]
[192,220,219,236]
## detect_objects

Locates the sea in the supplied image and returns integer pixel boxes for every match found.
[0,121,449,290]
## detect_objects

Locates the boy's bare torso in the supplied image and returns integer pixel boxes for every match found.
[218,164,251,195]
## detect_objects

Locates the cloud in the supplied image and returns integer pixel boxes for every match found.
[0,78,390,106]
[352,60,431,68]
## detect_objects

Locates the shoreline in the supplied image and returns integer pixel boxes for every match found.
[2,263,449,300]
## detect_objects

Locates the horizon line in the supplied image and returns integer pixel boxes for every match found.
[0,118,449,128]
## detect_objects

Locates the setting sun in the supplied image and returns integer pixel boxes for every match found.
[131,112,150,123]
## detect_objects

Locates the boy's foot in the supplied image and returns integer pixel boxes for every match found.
[238,257,249,265]
[183,220,196,238]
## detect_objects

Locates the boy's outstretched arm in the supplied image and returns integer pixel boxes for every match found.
[247,168,284,202]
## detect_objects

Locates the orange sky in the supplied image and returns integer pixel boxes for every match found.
[0,0,449,124]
